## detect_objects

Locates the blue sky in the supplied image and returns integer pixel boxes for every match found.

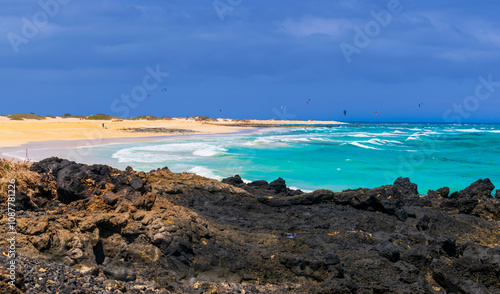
[1,0,500,122]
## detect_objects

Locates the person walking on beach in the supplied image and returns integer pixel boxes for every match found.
[102,123,105,128]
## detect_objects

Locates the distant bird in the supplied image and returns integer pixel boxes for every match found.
[220,109,222,112]
[162,88,167,92]
[344,110,346,116]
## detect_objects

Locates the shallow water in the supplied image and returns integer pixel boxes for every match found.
[7,124,500,194]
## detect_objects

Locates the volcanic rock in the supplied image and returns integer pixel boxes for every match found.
[0,157,498,293]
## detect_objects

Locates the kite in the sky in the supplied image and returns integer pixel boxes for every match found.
[375,111,378,115]
[306,99,311,104]
[419,103,424,107]
[344,110,346,116]
[162,88,167,92]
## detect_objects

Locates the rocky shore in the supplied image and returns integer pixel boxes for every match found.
[1,157,499,293]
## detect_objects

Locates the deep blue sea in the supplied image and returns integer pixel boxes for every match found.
[10,124,500,194]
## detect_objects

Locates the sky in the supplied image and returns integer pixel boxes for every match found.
[1,0,500,123]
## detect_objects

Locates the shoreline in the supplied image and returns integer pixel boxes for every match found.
[0,127,262,161]
[0,116,346,149]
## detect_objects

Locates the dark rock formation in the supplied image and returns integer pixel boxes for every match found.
[457,178,495,200]
[221,174,243,186]
[419,178,499,221]
[0,157,499,293]
[222,174,304,197]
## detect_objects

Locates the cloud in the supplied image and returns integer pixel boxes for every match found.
[1,0,500,121]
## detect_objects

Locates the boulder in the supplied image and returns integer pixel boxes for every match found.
[375,241,400,262]
[247,180,269,188]
[221,175,244,186]
[391,177,419,199]
[269,177,287,194]
[457,178,495,200]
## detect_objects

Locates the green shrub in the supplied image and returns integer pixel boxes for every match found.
[86,114,118,120]
[7,114,46,120]
[195,116,211,121]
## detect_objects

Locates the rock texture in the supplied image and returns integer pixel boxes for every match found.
[0,157,499,293]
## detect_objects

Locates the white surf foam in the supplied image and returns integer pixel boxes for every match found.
[406,134,422,141]
[349,142,381,150]
[349,133,371,138]
[455,128,481,133]
[188,166,222,180]
[193,146,227,157]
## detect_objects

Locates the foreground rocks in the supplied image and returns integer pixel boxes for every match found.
[0,157,499,293]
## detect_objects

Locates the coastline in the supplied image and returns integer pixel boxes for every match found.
[0,117,346,149]
[0,127,262,162]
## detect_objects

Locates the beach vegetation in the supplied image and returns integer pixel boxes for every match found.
[193,116,216,122]
[7,113,46,120]
[86,114,119,120]
[61,113,86,119]
[131,115,173,120]
[0,158,40,203]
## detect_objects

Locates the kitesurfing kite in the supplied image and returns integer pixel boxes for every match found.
[419,103,424,107]
[375,111,378,115]
[306,99,311,104]
[162,88,167,92]
[147,95,150,97]
[344,110,347,116]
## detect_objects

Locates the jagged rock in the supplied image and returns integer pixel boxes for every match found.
[437,187,450,198]
[221,174,303,197]
[269,177,287,193]
[288,189,334,205]
[102,192,118,206]
[432,269,465,293]
[427,179,500,220]
[287,189,303,196]
[457,178,495,200]
[102,265,136,282]
[30,157,72,176]
[394,208,408,222]
[426,187,450,199]
[375,241,400,262]
[2,158,499,293]
[221,174,244,186]
[392,177,419,198]
[248,180,269,188]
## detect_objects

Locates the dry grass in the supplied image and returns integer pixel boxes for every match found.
[0,158,40,201]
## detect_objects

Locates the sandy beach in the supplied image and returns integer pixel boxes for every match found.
[0,116,345,149]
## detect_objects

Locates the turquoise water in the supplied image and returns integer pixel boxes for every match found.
[13,124,500,194]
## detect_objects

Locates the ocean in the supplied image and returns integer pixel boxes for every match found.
[9,123,500,195]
